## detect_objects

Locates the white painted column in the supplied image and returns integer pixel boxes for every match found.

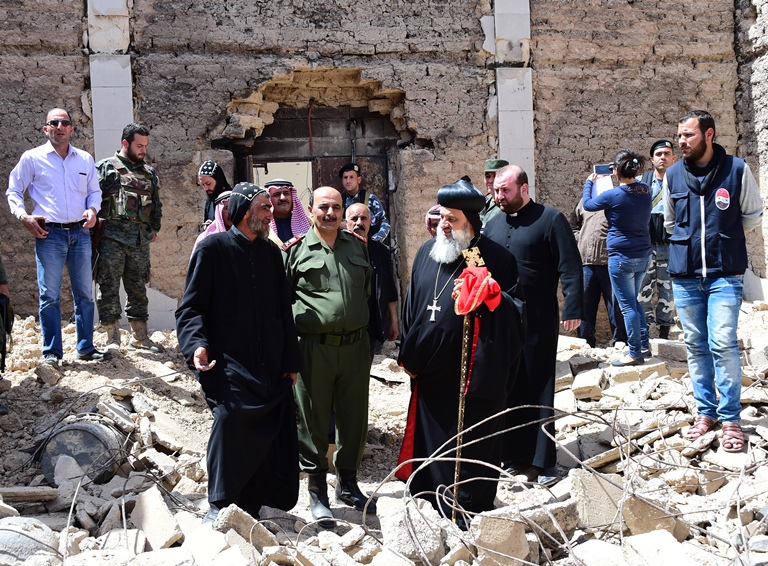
[87,0,134,160]
[490,0,536,197]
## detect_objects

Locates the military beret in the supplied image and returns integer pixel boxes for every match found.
[483,158,509,173]
[649,139,674,157]
[338,163,361,178]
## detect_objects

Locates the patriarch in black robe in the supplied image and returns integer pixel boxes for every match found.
[397,178,525,519]
[484,165,583,483]
[176,183,301,522]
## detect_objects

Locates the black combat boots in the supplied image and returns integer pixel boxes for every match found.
[307,472,334,528]
[335,469,377,513]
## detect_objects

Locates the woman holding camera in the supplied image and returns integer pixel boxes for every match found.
[583,150,652,366]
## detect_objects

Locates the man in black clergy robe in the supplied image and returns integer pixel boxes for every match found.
[176,182,301,523]
[484,165,583,486]
[396,178,525,521]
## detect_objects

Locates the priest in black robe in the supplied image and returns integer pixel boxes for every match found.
[396,178,525,521]
[176,183,301,522]
[484,165,583,485]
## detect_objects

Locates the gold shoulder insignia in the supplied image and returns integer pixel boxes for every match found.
[282,234,304,251]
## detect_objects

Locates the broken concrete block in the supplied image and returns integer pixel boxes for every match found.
[608,366,641,384]
[75,506,97,533]
[440,543,472,565]
[638,361,669,379]
[53,454,89,486]
[571,538,624,565]
[176,454,205,482]
[470,507,528,565]
[63,548,136,565]
[45,480,77,513]
[379,496,445,564]
[520,498,578,542]
[181,524,229,563]
[339,525,365,548]
[370,547,416,565]
[207,545,252,566]
[696,468,727,496]
[555,359,574,392]
[225,528,262,564]
[97,402,136,433]
[149,411,186,452]
[623,529,699,565]
[554,389,576,414]
[0,500,19,519]
[213,504,278,552]
[572,368,607,400]
[570,469,624,531]
[654,340,688,362]
[97,502,123,537]
[34,363,61,385]
[0,517,59,564]
[568,355,599,375]
[138,448,180,486]
[621,496,689,541]
[130,485,183,549]
[97,528,146,553]
[58,525,89,557]
[130,547,196,565]
[130,393,157,417]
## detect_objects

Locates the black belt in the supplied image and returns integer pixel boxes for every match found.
[48,221,85,230]
[300,327,367,346]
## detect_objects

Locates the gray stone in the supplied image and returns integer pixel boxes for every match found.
[97,528,146,553]
[654,340,689,362]
[520,498,578,542]
[749,534,768,552]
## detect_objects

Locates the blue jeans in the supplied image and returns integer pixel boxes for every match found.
[579,265,624,346]
[672,276,743,423]
[35,227,96,358]
[608,256,650,358]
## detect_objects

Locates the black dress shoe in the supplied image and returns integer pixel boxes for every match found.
[611,356,644,367]
[335,469,376,513]
[78,349,111,361]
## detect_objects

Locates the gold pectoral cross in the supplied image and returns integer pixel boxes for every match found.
[462,246,484,267]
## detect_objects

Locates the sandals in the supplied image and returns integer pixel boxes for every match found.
[721,422,745,453]
[686,415,717,440]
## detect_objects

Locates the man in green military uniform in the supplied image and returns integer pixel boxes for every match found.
[96,123,163,352]
[283,186,374,527]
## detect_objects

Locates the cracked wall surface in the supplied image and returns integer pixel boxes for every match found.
[0,0,767,315]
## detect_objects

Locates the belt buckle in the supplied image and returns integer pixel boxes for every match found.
[340,334,352,346]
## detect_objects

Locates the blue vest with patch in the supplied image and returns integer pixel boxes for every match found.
[666,155,747,278]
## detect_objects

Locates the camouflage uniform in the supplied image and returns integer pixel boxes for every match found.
[638,174,675,332]
[95,153,162,324]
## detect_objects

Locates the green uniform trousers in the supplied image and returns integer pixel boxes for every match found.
[294,336,370,473]
[96,236,150,324]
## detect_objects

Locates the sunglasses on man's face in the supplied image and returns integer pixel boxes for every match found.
[47,120,72,127]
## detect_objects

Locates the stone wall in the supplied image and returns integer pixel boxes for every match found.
[1,0,766,317]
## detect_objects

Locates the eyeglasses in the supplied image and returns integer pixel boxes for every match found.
[47,120,72,127]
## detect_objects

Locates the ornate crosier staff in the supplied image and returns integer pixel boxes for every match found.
[451,246,501,523]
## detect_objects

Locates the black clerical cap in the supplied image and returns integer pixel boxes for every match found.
[228,182,268,227]
[437,177,485,213]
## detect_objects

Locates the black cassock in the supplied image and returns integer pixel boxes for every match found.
[175,230,301,514]
[396,236,525,515]
[484,202,583,470]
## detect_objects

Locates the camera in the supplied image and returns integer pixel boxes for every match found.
[593,163,613,175]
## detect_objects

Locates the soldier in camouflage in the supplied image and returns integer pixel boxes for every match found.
[95,123,163,352]
[638,140,677,339]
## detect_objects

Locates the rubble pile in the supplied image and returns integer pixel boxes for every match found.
[0,302,767,565]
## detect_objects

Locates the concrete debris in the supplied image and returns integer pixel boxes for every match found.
[2,322,768,565]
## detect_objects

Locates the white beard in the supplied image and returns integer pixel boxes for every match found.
[430,225,473,264]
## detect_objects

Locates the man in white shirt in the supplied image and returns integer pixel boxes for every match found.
[6,108,110,366]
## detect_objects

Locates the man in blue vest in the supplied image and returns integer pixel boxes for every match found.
[664,110,763,452]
